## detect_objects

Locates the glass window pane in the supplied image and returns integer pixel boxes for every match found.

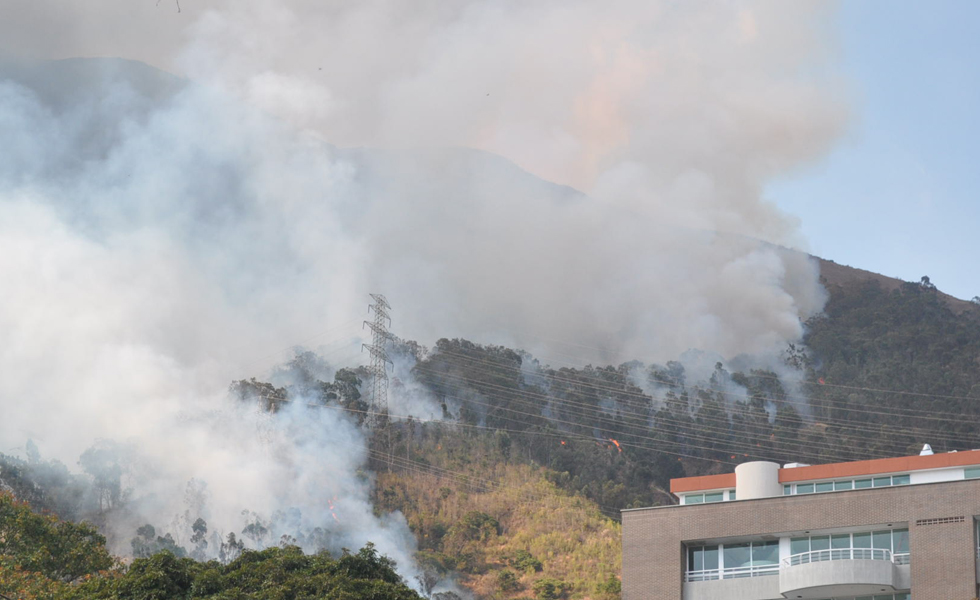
[854,478,872,489]
[752,541,779,566]
[815,482,834,493]
[965,467,980,479]
[796,483,814,494]
[835,480,853,490]
[873,596,893,600]
[724,543,751,569]
[831,534,851,549]
[790,537,809,555]
[873,530,892,550]
[892,474,910,485]
[686,494,703,504]
[873,476,891,487]
[703,546,718,570]
[729,490,736,501]
[688,547,701,571]
[810,535,830,551]
[704,492,724,503]
[783,484,792,495]
[893,529,909,553]
[894,593,910,600]
[853,532,871,548]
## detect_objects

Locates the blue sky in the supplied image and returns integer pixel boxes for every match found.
[768,1,980,301]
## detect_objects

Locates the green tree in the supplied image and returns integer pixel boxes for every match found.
[532,578,568,600]
[0,493,113,583]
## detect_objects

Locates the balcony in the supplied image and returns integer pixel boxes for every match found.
[779,549,910,599]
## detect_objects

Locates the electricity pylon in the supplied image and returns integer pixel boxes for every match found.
[362,294,392,428]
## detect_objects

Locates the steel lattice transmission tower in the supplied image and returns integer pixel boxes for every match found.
[362,294,393,427]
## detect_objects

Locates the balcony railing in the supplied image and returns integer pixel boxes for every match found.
[782,548,891,567]
[686,549,910,582]
[685,564,778,582]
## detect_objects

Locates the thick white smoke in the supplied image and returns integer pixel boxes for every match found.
[0,0,846,581]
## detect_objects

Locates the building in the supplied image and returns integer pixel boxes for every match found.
[622,447,980,600]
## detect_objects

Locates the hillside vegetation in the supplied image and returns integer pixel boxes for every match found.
[372,433,620,600]
[0,493,422,600]
[3,274,978,600]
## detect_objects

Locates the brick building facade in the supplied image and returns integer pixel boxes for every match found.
[622,450,980,600]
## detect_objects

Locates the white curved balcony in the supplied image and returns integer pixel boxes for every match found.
[779,549,906,599]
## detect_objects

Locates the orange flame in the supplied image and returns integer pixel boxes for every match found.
[609,439,622,453]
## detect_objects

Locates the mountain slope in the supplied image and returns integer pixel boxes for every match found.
[817,257,974,314]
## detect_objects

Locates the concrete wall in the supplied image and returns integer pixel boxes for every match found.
[779,559,897,598]
[734,462,782,500]
[683,576,780,600]
[622,478,980,600]
[909,466,963,485]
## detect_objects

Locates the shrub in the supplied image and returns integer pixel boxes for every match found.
[496,569,520,592]
[532,578,568,600]
[450,511,501,542]
[508,549,543,573]
[595,574,621,596]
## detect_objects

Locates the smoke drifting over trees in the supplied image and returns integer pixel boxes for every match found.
[0,0,847,584]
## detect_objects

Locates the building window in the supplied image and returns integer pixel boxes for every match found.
[894,529,910,555]
[783,475,909,496]
[965,466,980,479]
[728,489,736,501]
[686,545,719,580]
[683,491,726,504]
[685,541,778,581]
[790,537,809,556]
[723,543,751,572]
[751,541,779,567]
[787,529,909,565]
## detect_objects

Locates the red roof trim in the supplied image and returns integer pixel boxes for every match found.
[779,450,980,483]
[670,450,980,493]
[670,473,736,494]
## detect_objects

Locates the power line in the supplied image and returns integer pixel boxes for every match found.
[409,356,969,449]
[487,327,980,403]
[424,344,980,426]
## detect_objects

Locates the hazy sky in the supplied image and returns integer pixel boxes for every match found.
[768,1,980,301]
[1,0,974,301]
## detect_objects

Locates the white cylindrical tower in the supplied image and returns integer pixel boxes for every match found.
[735,461,782,499]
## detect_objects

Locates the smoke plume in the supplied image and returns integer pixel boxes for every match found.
[0,0,846,581]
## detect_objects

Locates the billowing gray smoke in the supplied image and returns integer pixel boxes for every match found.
[0,0,845,581]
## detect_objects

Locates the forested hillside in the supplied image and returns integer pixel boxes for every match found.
[0,493,422,600]
[2,273,978,600]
